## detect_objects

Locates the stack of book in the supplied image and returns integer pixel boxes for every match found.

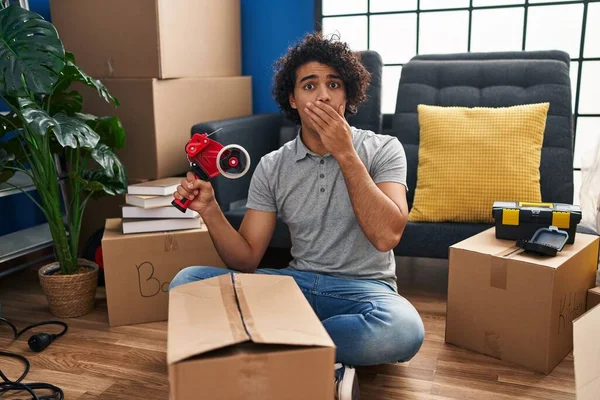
[122,177,203,234]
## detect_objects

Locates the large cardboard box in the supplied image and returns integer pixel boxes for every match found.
[81,77,252,182]
[101,218,226,327]
[446,228,599,374]
[573,301,600,400]
[50,0,241,78]
[168,274,336,400]
[587,286,600,311]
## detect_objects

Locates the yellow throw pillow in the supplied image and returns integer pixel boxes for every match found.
[408,103,549,224]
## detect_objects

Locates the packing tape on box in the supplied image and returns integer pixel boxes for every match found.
[490,257,508,290]
[490,246,523,290]
[219,274,251,342]
[233,275,263,342]
[164,233,179,252]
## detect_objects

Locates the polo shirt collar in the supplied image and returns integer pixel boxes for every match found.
[295,126,356,161]
[294,127,313,161]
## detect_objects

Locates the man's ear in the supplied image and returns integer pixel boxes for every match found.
[289,93,297,110]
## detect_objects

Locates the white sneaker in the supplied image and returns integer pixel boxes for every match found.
[334,363,360,400]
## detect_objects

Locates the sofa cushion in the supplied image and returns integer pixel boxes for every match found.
[395,221,492,259]
[393,53,574,210]
[408,103,549,224]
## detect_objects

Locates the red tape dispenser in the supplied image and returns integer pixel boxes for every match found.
[172,128,251,213]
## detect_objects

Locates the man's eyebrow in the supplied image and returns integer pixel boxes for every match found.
[298,73,342,84]
[299,74,317,83]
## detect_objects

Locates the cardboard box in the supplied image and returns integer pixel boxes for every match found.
[446,228,599,374]
[101,218,226,327]
[167,274,336,400]
[587,286,600,311]
[81,76,252,182]
[573,301,600,400]
[50,0,241,78]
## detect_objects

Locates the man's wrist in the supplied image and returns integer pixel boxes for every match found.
[335,148,360,168]
[200,200,221,220]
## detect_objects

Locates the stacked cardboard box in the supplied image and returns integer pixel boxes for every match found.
[50,0,253,244]
[50,0,248,326]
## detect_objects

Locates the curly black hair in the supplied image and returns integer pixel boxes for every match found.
[272,32,371,125]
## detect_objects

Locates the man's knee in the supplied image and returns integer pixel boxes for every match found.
[367,301,425,364]
[169,266,229,291]
[389,309,425,362]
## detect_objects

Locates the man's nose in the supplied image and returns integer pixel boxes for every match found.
[316,87,331,102]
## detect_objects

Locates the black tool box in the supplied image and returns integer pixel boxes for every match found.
[492,201,582,244]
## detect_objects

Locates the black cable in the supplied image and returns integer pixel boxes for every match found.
[0,317,66,400]
[16,320,68,340]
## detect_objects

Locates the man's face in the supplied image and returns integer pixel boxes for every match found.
[289,62,347,131]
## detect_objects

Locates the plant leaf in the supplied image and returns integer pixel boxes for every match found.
[76,113,125,149]
[0,4,65,96]
[91,143,127,188]
[80,167,127,197]
[47,90,83,116]
[18,97,58,136]
[53,113,100,149]
[57,52,119,106]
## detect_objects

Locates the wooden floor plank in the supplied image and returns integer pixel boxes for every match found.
[0,256,577,399]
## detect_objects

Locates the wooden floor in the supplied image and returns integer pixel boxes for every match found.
[0,256,577,399]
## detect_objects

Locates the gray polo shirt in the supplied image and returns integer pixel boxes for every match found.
[246,126,407,291]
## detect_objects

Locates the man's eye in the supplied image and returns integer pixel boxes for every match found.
[330,82,340,89]
[303,83,314,90]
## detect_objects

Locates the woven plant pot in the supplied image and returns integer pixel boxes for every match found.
[38,258,99,318]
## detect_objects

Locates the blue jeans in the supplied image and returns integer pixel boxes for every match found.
[169,266,425,366]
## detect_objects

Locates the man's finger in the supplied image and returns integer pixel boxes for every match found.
[307,102,332,125]
[316,101,340,121]
[177,185,192,199]
[186,171,196,182]
[307,109,327,132]
[306,106,329,129]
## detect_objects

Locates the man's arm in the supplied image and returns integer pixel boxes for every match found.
[305,100,408,252]
[200,205,277,273]
[337,153,408,252]
[174,168,277,273]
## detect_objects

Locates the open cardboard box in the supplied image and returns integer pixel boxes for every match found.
[167,273,336,400]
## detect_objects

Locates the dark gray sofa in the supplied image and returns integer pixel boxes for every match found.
[191,50,575,260]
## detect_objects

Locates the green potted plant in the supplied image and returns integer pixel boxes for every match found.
[0,4,127,317]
